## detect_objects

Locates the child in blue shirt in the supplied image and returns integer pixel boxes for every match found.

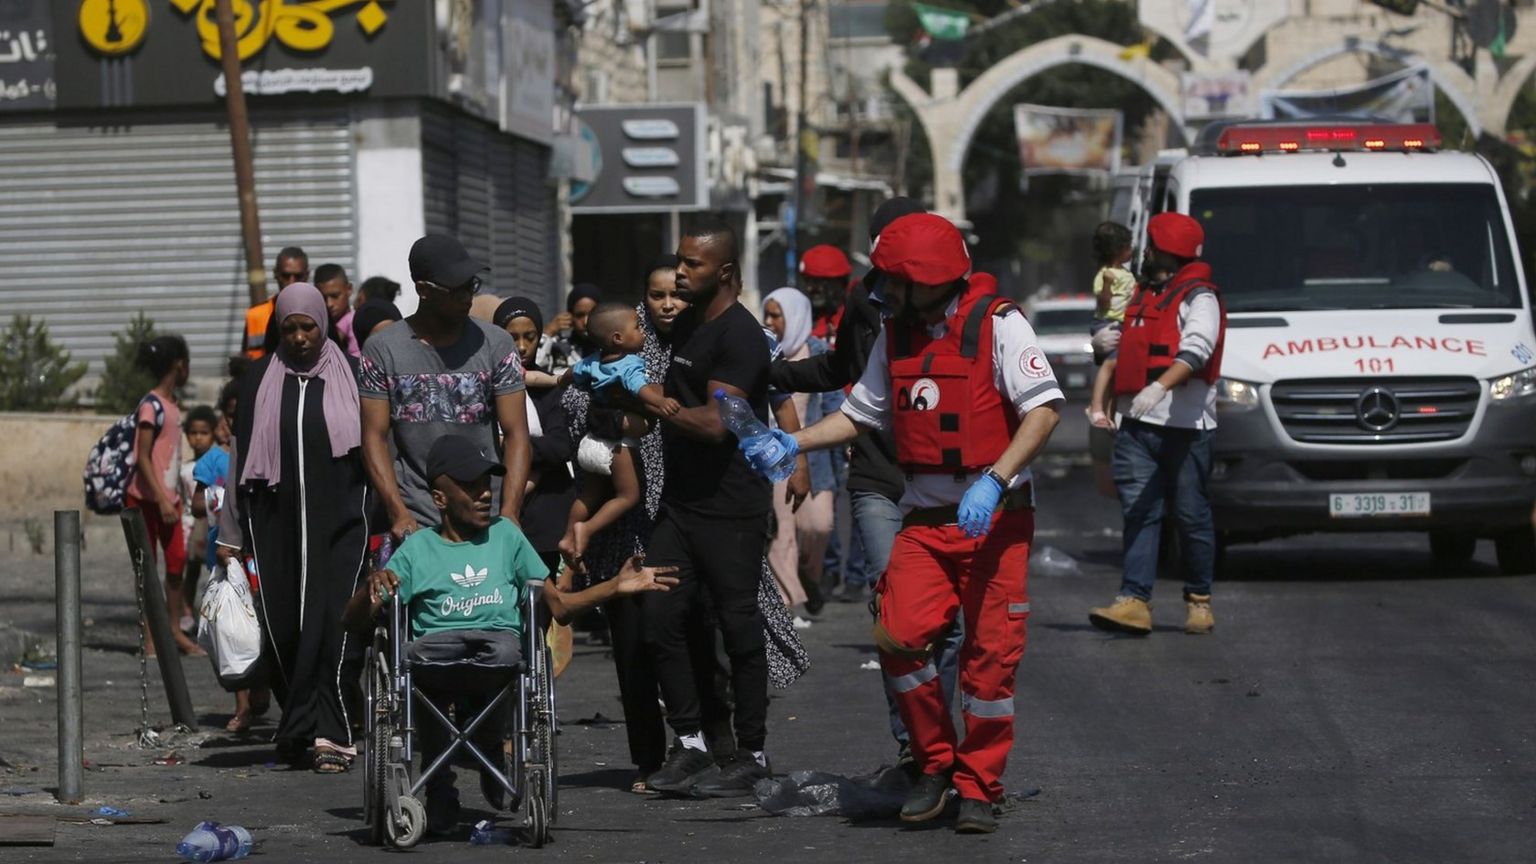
[560,302,679,572]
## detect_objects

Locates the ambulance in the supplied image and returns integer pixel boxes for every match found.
[1127,119,1536,574]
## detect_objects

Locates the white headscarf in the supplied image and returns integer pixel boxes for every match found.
[764,287,813,358]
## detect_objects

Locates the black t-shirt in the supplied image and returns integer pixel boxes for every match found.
[662,302,772,517]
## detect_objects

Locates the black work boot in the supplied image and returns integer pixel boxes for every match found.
[900,770,953,822]
[955,797,999,834]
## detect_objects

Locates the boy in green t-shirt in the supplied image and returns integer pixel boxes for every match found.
[350,434,677,837]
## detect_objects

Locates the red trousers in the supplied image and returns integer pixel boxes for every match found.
[877,508,1032,802]
[127,495,186,578]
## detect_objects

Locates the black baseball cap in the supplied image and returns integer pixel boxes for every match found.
[425,435,506,484]
[409,234,487,287]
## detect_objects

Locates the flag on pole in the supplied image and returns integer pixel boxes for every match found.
[911,2,970,41]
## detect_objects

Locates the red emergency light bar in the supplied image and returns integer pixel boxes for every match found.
[1216,122,1440,156]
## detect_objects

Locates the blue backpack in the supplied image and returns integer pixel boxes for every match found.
[83,394,165,515]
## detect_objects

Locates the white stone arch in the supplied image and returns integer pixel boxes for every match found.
[891,34,1187,220]
[1486,52,1536,140]
[1254,38,1484,138]
[943,35,1188,174]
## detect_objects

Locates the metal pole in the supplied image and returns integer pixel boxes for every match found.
[215,0,266,307]
[54,511,82,804]
[121,510,198,728]
[792,0,812,274]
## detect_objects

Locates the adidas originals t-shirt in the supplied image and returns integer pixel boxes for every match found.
[389,517,548,638]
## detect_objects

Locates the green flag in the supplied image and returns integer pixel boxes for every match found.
[912,2,969,41]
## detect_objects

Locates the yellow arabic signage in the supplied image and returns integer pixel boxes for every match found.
[79,0,391,61]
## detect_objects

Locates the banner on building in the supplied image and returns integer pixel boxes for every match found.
[1137,0,1286,63]
[1013,104,1122,177]
[0,0,54,111]
[1260,65,1433,124]
[570,103,707,214]
[1182,70,1252,119]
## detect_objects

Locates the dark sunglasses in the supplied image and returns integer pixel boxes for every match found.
[423,276,483,296]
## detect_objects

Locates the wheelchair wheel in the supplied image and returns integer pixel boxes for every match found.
[363,652,386,845]
[387,795,426,849]
[526,793,549,848]
[541,653,558,821]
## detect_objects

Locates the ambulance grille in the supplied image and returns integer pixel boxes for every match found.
[1269,377,1481,444]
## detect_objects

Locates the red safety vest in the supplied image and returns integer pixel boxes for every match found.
[887,282,1018,475]
[1114,263,1226,396]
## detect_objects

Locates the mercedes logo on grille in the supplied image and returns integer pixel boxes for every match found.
[1355,386,1400,432]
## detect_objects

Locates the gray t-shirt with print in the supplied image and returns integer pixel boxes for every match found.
[359,318,525,526]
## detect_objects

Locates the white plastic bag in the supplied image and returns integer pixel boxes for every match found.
[197,559,262,681]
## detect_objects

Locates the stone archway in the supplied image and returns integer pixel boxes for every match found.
[891,34,1186,221]
[1253,37,1485,138]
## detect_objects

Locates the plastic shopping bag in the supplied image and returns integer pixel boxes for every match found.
[197,559,263,687]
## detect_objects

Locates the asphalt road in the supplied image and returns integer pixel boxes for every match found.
[1,461,1533,863]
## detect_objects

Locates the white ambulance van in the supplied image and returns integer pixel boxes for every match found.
[1131,119,1536,574]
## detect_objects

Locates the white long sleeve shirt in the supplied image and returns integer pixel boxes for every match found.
[1115,290,1221,430]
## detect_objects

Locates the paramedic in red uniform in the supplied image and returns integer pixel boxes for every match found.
[757,213,1063,833]
[1088,212,1226,637]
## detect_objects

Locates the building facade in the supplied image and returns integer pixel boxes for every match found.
[0,0,561,383]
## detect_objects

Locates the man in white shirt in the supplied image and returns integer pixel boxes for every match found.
[752,213,1062,834]
[1089,212,1226,636]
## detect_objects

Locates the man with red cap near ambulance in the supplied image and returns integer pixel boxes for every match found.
[748,212,1063,833]
[1088,211,1226,636]
[799,244,853,346]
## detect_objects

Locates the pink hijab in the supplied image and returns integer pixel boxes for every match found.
[241,283,362,485]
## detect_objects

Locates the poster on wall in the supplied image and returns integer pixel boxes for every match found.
[1260,65,1433,124]
[1182,70,1252,119]
[1013,104,1123,177]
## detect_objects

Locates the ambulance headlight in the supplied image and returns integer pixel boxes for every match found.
[1490,367,1536,402]
[1216,378,1260,411]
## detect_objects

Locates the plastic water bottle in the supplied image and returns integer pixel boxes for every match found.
[714,389,796,482]
[176,821,252,862]
[469,819,514,845]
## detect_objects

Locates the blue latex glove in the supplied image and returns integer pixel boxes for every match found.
[740,428,799,479]
[957,472,1005,538]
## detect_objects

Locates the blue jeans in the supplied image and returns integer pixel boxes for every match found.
[1113,419,1216,601]
[852,489,964,748]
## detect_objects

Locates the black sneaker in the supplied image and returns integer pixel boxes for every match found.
[900,770,953,822]
[955,797,998,834]
[690,750,770,798]
[646,742,716,795]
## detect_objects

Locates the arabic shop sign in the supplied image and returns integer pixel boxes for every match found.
[52,0,429,109]
[0,0,55,111]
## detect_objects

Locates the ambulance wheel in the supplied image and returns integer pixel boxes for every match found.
[1495,526,1536,575]
[1428,530,1477,566]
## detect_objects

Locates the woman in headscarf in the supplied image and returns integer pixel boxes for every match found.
[762,287,841,613]
[563,258,810,794]
[216,283,370,774]
[539,283,603,374]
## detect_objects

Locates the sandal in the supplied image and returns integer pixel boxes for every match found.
[630,773,659,795]
[225,712,250,734]
[313,747,352,774]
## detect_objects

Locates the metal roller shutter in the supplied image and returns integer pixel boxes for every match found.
[0,109,356,381]
[417,105,557,315]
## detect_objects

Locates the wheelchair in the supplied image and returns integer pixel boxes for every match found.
[362,582,558,848]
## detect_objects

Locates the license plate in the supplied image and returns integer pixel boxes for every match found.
[1329,492,1431,518]
[1066,373,1089,389]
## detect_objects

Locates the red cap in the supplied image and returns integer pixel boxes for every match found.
[799,245,852,279]
[870,213,971,285]
[1147,212,1204,259]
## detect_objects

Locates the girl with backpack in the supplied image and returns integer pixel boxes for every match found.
[128,335,202,656]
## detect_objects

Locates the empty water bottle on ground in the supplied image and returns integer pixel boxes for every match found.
[469,819,515,845]
[176,821,252,862]
[715,389,797,482]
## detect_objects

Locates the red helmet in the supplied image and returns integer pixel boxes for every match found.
[1147,212,1204,259]
[869,213,970,285]
[799,245,852,279]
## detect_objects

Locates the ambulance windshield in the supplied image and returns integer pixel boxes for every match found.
[1190,184,1522,313]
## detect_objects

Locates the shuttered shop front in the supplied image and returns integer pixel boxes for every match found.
[0,110,357,380]
[421,106,558,314]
